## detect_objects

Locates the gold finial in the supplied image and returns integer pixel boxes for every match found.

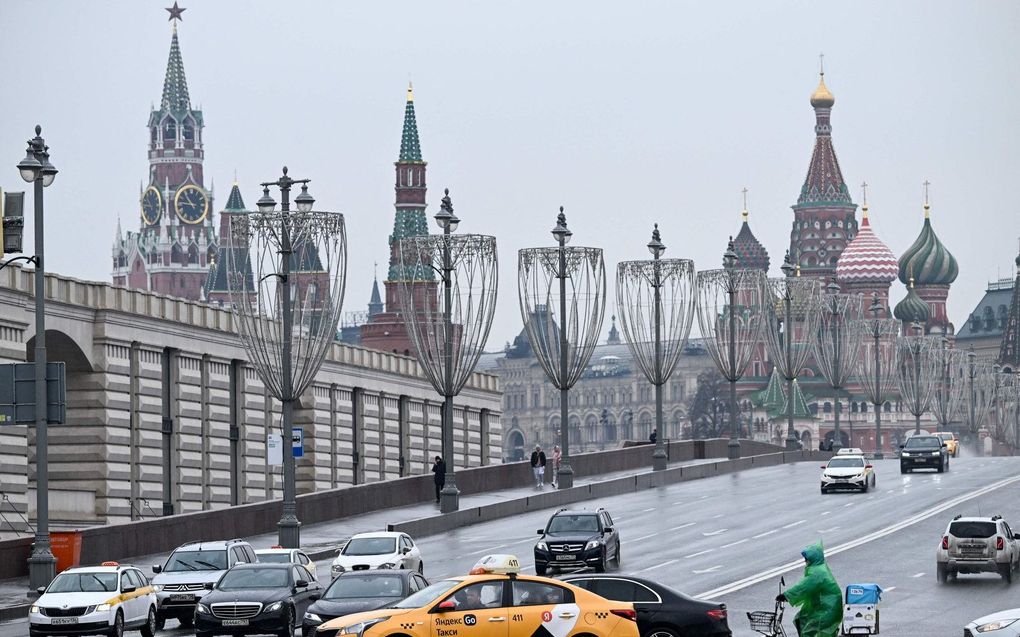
[860,181,869,219]
[810,54,835,107]
[741,187,749,221]
[922,180,931,218]
[795,263,802,277]
[407,81,414,102]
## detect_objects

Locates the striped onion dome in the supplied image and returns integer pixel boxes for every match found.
[835,206,898,284]
[894,280,930,323]
[897,203,958,286]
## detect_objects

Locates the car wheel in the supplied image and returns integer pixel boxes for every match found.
[642,628,680,637]
[900,466,909,474]
[278,604,294,637]
[1001,564,1014,584]
[862,481,869,493]
[535,563,547,576]
[418,561,424,575]
[936,564,948,584]
[179,614,194,628]
[820,486,827,494]
[595,550,607,573]
[140,606,157,637]
[615,544,622,568]
[154,615,166,632]
[108,610,124,637]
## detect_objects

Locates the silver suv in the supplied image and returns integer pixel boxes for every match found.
[151,539,257,629]
[936,515,1020,584]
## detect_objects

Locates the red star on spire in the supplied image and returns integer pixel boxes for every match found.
[166,2,186,22]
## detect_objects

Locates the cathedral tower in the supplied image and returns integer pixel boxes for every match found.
[835,187,898,316]
[112,6,217,301]
[896,191,959,335]
[789,67,858,280]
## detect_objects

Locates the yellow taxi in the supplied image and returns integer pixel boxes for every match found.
[935,432,959,457]
[314,555,638,637]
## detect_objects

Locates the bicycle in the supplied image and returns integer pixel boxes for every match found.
[747,578,787,637]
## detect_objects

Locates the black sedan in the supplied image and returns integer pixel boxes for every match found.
[563,574,731,637]
[194,563,323,637]
[899,434,949,473]
[301,570,429,637]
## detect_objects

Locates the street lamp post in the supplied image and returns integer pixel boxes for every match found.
[812,280,863,452]
[896,321,939,437]
[16,125,58,589]
[856,294,899,459]
[616,224,696,471]
[518,209,607,490]
[228,167,348,547]
[763,252,821,451]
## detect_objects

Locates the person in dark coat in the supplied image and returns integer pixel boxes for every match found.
[649,429,658,444]
[530,446,547,489]
[431,456,446,503]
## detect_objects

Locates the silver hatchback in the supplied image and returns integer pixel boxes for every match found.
[937,515,1020,584]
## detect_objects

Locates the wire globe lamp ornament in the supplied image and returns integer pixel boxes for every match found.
[616,224,696,470]
[695,238,768,459]
[854,294,900,458]
[895,322,940,437]
[812,280,863,451]
[930,341,966,439]
[398,189,498,513]
[518,207,607,489]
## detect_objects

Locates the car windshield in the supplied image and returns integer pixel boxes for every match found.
[217,568,290,590]
[164,549,227,572]
[938,433,954,441]
[950,521,997,538]
[547,515,599,533]
[905,437,940,449]
[827,458,865,468]
[391,580,458,609]
[255,553,291,564]
[343,538,396,556]
[325,575,404,600]
[47,572,118,593]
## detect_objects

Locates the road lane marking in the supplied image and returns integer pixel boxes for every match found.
[639,559,678,572]
[642,507,656,512]
[721,539,747,549]
[843,502,855,507]
[885,586,896,592]
[817,527,840,533]
[670,522,696,531]
[782,520,805,529]
[685,549,714,558]
[702,529,728,537]
[673,501,686,506]
[712,513,724,519]
[821,511,831,516]
[911,572,925,578]
[693,565,722,574]
[753,530,778,539]
[694,473,1020,600]
[631,533,658,542]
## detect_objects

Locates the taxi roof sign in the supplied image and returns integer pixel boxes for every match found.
[835,448,865,456]
[469,554,521,575]
[100,561,119,567]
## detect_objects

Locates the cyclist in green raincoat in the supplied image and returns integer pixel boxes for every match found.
[776,541,842,637]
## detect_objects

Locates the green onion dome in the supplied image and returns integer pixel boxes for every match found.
[893,280,930,323]
[897,203,958,286]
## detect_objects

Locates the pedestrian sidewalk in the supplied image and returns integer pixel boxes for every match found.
[0,456,717,621]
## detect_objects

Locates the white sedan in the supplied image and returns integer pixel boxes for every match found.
[330,532,423,579]
[255,546,318,580]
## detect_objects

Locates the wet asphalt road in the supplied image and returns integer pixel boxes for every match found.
[6,453,1019,637]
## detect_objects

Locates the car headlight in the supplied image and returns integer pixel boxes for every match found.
[585,539,602,550]
[536,541,548,551]
[30,605,39,614]
[976,619,1018,632]
[338,616,389,636]
[931,451,941,456]
[94,603,111,613]
[264,601,284,613]
[305,612,322,622]
[152,584,162,593]
[196,603,211,615]
[332,563,346,573]
[377,562,396,569]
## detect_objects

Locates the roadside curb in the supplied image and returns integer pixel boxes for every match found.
[0,603,31,623]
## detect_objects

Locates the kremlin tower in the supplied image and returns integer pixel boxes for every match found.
[360,85,435,355]
[895,190,959,335]
[789,66,858,280]
[112,6,217,300]
[834,187,898,316]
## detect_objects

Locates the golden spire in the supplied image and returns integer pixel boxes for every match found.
[923,179,931,219]
[810,54,835,108]
[741,187,749,222]
[407,81,414,102]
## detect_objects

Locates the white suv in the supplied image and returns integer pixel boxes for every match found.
[151,539,257,629]
[937,515,1020,584]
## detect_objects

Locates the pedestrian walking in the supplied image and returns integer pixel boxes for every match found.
[551,445,562,488]
[431,456,446,503]
[530,445,547,489]
[649,428,658,444]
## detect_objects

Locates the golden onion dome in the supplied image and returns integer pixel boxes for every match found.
[810,73,835,108]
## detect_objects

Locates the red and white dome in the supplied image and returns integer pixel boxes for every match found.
[835,208,898,284]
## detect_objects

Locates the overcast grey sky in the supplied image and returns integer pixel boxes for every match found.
[1,0,1018,349]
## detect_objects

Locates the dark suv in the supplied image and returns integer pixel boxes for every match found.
[534,507,620,574]
[899,434,949,473]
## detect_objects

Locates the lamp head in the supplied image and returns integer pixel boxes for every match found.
[257,185,276,212]
[825,278,840,295]
[552,206,572,245]
[868,293,883,317]
[646,223,665,258]
[39,149,58,187]
[294,183,314,213]
[435,188,458,231]
[780,250,795,278]
[722,237,737,269]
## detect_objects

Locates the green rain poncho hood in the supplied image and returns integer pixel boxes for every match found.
[783,541,842,637]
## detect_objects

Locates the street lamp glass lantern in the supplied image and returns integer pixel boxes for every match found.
[257,186,276,213]
[294,184,315,213]
[17,152,41,183]
[434,207,452,230]
[40,154,57,188]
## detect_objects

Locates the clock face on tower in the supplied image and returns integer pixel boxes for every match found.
[174,184,209,224]
[141,186,162,226]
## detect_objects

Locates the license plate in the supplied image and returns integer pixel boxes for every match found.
[555,555,575,561]
[51,618,79,625]
[222,619,249,626]
[170,593,195,601]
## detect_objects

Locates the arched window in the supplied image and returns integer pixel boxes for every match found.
[823,402,832,414]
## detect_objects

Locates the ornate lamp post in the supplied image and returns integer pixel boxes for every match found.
[399,189,498,512]
[227,167,348,547]
[695,240,768,459]
[616,224,696,471]
[813,280,863,451]
[763,252,821,450]
[931,337,966,442]
[895,321,940,436]
[519,208,606,489]
[14,126,59,588]
[962,354,994,455]
[855,294,900,458]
